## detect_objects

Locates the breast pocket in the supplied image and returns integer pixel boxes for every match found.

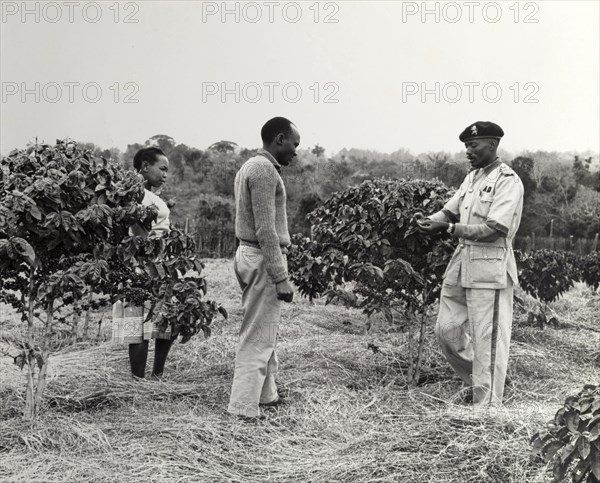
[469,246,506,283]
[473,193,494,220]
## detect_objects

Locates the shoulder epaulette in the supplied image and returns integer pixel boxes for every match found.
[498,163,516,176]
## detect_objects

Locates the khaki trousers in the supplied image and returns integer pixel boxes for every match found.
[228,246,284,417]
[435,277,514,405]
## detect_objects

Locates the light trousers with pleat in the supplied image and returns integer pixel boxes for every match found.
[228,245,284,417]
[435,278,514,405]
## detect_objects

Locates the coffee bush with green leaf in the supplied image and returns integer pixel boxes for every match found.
[288,178,455,384]
[516,249,580,328]
[531,384,600,483]
[0,140,225,419]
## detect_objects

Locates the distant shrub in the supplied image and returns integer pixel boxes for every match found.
[516,249,580,327]
[580,252,600,291]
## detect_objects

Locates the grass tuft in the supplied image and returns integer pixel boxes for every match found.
[0,261,598,482]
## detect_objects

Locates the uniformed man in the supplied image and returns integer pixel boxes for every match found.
[417,121,524,405]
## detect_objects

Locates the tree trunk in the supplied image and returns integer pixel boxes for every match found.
[96,314,104,340]
[414,312,427,384]
[540,303,547,330]
[33,350,50,413]
[23,298,54,420]
[23,350,50,421]
[24,267,36,420]
[81,292,93,340]
[71,299,82,343]
[407,323,415,385]
[23,355,36,421]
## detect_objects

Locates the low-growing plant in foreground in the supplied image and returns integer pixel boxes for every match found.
[531,384,600,482]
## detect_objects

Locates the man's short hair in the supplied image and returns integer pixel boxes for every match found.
[261,117,295,144]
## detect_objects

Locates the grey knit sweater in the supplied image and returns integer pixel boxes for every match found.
[234,149,290,283]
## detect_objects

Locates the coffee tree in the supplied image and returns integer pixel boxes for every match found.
[516,250,580,328]
[0,140,225,420]
[288,178,454,385]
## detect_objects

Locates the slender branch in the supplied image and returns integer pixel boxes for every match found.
[407,322,414,385]
[42,300,55,351]
[23,350,36,422]
[27,266,35,348]
[0,345,17,358]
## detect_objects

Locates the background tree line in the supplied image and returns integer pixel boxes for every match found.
[77,135,600,256]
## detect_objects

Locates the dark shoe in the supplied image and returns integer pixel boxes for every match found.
[503,375,515,400]
[259,396,288,407]
[276,385,290,398]
[449,386,473,404]
[236,414,266,423]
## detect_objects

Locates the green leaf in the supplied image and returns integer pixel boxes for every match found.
[580,398,594,414]
[13,353,26,370]
[591,445,600,478]
[11,237,36,265]
[572,458,589,483]
[218,306,228,319]
[567,412,582,433]
[553,457,568,481]
[34,351,44,370]
[579,438,591,460]
[561,440,579,464]
[543,440,563,461]
[29,205,42,220]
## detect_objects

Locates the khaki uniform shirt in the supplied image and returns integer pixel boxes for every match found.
[430,159,524,289]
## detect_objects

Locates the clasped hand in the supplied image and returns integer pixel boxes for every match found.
[276,279,294,303]
[413,212,449,234]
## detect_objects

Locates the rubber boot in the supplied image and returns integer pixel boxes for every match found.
[151,338,175,379]
[129,341,149,378]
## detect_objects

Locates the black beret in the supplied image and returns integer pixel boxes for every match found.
[459,121,504,142]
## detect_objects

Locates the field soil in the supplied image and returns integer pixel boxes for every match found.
[1,259,599,482]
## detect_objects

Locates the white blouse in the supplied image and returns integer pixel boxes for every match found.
[142,189,170,234]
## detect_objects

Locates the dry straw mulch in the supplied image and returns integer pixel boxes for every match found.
[1,261,598,482]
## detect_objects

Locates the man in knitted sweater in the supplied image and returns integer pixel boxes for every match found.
[228,117,299,418]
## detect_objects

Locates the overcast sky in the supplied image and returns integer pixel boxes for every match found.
[1,0,599,157]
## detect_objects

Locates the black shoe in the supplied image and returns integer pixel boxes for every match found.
[276,385,290,398]
[259,396,288,407]
[235,414,266,423]
[452,387,473,404]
